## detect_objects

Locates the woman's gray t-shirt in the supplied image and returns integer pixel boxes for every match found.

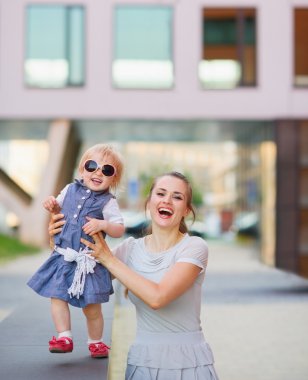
[113,233,208,333]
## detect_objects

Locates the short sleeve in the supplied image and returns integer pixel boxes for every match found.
[176,236,208,272]
[112,236,135,264]
[55,184,70,207]
[103,198,124,224]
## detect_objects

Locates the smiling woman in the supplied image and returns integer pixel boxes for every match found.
[79,171,220,380]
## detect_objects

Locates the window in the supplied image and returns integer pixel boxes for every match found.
[25,5,85,88]
[294,9,308,87]
[200,8,256,89]
[113,6,174,89]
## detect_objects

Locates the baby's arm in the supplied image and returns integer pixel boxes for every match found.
[83,217,125,238]
[83,198,125,238]
[43,196,61,214]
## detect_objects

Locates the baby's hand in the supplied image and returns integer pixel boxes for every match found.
[43,196,61,214]
[83,217,106,236]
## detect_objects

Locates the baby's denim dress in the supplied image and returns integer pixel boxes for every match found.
[27,180,114,308]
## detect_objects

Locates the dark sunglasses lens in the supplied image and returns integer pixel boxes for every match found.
[102,165,115,177]
[84,160,98,172]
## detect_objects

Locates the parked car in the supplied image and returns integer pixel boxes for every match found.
[122,210,150,238]
[230,212,259,238]
[188,221,207,238]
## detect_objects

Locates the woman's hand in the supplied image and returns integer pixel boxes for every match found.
[81,232,113,266]
[48,213,65,248]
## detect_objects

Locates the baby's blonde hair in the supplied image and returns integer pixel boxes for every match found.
[78,144,123,190]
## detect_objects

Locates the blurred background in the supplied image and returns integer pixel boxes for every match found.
[0,0,307,279]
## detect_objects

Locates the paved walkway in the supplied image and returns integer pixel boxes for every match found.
[109,240,308,380]
[1,240,308,380]
[0,250,113,380]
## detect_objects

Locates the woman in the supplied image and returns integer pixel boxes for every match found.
[50,172,219,379]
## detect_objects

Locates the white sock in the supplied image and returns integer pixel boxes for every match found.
[58,330,73,340]
[87,338,102,345]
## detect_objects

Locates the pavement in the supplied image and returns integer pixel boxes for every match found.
[0,250,113,380]
[1,239,308,380]
[202,240,308,380]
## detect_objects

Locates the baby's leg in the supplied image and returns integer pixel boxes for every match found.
[51,297,71,333]
[82,303,103,340]
[83,304,109,358]
[49,298,73,353]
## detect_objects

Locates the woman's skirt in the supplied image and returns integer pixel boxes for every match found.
[125,330,219,380]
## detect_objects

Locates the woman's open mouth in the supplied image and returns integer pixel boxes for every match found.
[158,208,173,218]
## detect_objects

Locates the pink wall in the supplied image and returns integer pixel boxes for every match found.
[0,0,307,120]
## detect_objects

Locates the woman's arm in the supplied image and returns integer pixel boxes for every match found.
[81,233,201,310]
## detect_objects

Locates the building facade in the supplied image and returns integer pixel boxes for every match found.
[0,0,307,276]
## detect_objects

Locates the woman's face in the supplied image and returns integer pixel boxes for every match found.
[148,175,189,230]
[81,152,116,192]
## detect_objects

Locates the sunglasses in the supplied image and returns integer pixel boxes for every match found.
[84,160,115,177]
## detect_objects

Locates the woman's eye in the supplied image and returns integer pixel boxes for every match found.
[173,195,183,200]
[156,192,165,197]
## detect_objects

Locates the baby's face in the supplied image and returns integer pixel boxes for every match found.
[81,153,116,192]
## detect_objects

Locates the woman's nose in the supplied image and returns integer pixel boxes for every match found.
[163,194,172,203]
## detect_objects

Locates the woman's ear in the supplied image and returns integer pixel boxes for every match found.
[145,203,149,212]
[184,208,190,217]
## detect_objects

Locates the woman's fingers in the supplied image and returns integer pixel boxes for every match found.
[81,233,109,254]
[56,220,65,228]
[81,237,95,250]
[50,213,64,222]
[91,232,105,244]
[48,214,65,236]
[80,234,114,267]
[93,233,111,252]
[50,220,65,230]
[48,221,64,230]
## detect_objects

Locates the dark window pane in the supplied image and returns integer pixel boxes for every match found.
[203,19,237,45]
[200,8,256,89]
[294,9,308,87]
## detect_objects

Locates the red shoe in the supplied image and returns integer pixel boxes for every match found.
[49,336,73,353]
[88,342,110,358]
